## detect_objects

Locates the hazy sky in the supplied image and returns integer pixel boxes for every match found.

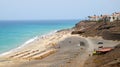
[0,0,120,20]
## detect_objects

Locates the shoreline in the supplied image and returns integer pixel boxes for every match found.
[0,28,119,67]
[0,30,59,57]
[0,29,71,58]
[0,36,39,57]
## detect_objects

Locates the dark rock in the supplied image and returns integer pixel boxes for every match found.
[71,31,85,34]
[102,31,120,40]
[72,20,120,40]
[97,25,115,30]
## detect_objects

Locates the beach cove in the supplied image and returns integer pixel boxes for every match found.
[0,28,119,67]
[0,20,78,54]
[0,0,120,66]
[0,19,120,67]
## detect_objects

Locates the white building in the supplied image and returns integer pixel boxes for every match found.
[109,15,115,22]
[88,12,120,22]
[88,16,99,21]
[110,12,120,22]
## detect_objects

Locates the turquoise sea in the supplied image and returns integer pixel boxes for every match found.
[0,20,79,54]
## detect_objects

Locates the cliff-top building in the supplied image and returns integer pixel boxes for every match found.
[88,12,120,22]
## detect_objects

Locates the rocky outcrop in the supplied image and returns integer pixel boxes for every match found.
[72,21,120,40]
[102,31,120,40]
[71,31,85,34]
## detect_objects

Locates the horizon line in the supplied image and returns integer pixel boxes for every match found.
[0,19,81,21]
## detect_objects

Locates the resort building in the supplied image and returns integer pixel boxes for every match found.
[109,15,115,22]
[88,12,120,22]
[88,15,100,21]
[109,12,120,22]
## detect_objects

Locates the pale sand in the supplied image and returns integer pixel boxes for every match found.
[0,30,120,67]
[0,30,71,66]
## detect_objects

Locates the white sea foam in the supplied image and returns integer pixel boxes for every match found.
[0,36,38,57]
[39,30,58,38]
[0,30,58,57]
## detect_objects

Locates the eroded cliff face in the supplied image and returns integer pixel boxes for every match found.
[72,21,120,40]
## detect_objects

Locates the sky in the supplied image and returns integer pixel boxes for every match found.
[0,0,120,20]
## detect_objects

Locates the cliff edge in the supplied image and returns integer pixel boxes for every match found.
[72,21,120,40]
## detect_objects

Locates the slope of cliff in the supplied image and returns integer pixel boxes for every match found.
[84,44,120,67]
[72,21,120,40]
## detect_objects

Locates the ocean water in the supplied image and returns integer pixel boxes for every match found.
[0,20,79,54]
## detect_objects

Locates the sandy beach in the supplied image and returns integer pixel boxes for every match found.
[0,30,71,66]
[0,30,119,67]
